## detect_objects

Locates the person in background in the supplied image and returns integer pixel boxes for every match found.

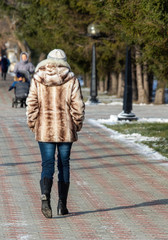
[1,55,10,80]
[9,71,30,107]
[26,49,85,218]
[0,55,2,73]
[14,52,35,81]
[8,72,26,91]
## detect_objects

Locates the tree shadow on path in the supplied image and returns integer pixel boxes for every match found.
[54,199,168,218]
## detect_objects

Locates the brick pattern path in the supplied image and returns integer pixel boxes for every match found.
[0,76,168,239]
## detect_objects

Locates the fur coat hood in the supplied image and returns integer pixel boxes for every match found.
[26,58,85,143]
[34,58,75,86]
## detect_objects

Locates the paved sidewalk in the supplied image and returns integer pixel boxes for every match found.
[0,76,168,240]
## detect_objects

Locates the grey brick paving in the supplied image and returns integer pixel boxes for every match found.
[0,75,168,240]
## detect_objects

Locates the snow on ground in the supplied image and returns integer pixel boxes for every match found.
[97,115,168,124]
[88,116,168,163]
[85,100,157,106]
[85,100,123,106]
[85,100,105,105]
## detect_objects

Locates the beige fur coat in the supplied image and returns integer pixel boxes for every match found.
[26,58,85,142]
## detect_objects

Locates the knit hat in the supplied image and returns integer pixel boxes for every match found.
[47,49,67,61]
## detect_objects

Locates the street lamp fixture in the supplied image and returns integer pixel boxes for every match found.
[87,23,100,103]
[87,23,100,38]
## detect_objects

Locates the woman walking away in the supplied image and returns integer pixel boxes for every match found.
[26,49,85,218]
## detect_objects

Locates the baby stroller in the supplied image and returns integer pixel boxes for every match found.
[9,72,30,108]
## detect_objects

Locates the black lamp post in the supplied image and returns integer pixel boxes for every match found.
[118,46,137,121]
[87,23,100,103]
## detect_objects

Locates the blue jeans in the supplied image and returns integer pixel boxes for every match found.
[38,142,72,183]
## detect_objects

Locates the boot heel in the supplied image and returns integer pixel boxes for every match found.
[57,199,69,215]
[57,203,62,215]
[57,200,63,215]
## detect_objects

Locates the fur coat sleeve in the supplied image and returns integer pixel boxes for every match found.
[70,79,85,131]
[26,79,39,132]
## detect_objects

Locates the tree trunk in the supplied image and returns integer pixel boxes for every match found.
[99,78,105,92]
[148,73,154,102]
[111,72,118,95]
[135,46,148,103]
[107,72,118,95]
[16,40,28,54]
[132,62,138,101]
[154,88,165,104]
[5,16,30,58]
[38,52,46,62]
[85,73,90,88]
[117,71,124,97]
[154,80,165,104]
[104,74,108,93]
[107,72,112,94]
[143,63,149,103]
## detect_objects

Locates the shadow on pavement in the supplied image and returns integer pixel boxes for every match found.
[1,153,39,158]
[71,153,139,161]
[72,160,168,170]
[0,160,41,166]
[0,171,40,177]
[69,199,168,217]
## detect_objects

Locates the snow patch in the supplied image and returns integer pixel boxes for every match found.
[88,117,168,162]
[19,235,31,240]
[85,100,105,106]
[97,114,168,125]
[107,102,123,106]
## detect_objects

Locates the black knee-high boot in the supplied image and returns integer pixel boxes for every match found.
[40,177,53,218]
[57,181,70,215]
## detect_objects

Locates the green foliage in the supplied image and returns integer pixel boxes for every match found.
[104,0,168,81]
[1,0,168,82]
